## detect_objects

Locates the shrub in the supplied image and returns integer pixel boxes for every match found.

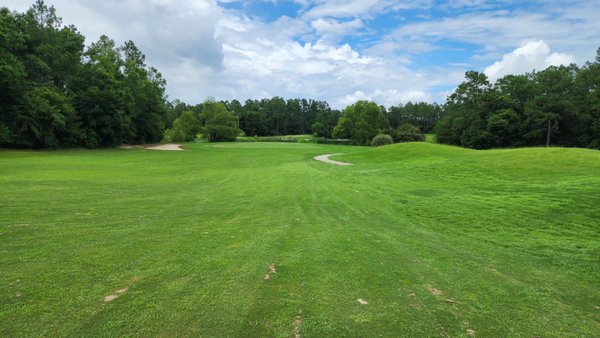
[167,110,200,142]
[371,134,393,147]
[390,123,425,142]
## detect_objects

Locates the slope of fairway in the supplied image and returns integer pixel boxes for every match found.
[1,142,599,337]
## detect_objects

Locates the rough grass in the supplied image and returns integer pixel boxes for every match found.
[1,142,599,337]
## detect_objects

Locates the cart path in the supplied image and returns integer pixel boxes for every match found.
[313,153,354,166]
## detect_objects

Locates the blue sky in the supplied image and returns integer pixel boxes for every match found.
[3,0,600,108]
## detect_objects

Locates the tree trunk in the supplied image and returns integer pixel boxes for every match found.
[546,118,551,147]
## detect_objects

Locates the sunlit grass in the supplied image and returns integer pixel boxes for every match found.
[1,142,598,336]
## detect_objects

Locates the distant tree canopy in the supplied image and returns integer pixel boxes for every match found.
[164,110,199,142]
[333,101,388,145]
[163,97,441,145]
[388,102,444,133]
[0,1,168,148]
[435,50,600,150]
[200,99,239,142]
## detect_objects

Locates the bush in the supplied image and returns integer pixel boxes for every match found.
[167,110,200,142]
[371,134,393,147]
[390,123,425,142]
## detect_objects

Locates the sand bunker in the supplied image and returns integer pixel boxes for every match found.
[120,144,183,151]
[314,154,353,166]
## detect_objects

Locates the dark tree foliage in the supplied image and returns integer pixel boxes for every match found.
[435,55,600,150]
[200,99,239,142]
[333,100,386,145]
[389,123,425,142]
[164,110,199,142]
[387,102,444,133]
[200,97,339,138]
[0,1,168,148]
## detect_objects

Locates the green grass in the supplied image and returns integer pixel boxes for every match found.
[1,142,599,337]
[237,134,315,143]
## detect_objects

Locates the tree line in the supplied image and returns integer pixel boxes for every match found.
[0,1,168,148]
[165,97,342,140]
[166,97,443,145]
[435,50,600,149]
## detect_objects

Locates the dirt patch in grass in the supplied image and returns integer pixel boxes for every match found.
[120,144,183,151]
[313,154,353,166]
[293,310,302,338]
[467,328,476,336]
[427,287,443,296]
[264,263,276,280]
[104,294,118,302]
[104,287,129,302]
[4,224,30,227]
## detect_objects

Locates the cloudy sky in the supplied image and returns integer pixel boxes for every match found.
[4,0,600,108]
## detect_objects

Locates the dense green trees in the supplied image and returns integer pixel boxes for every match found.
[0,2,84,148]
[236,98,339,137]
[164,111,200,142]
[165,97,343,140]
[389,123,425,142]
[387,102,444,133]
[333,101,387,145]
[163,97,439,144]
[0,1,168,148]
[200,99,239,142]
[436,52,600,150]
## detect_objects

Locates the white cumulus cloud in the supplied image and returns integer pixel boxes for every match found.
[310,18,363,39]
[340,89,432,107]
[484,40,575,82]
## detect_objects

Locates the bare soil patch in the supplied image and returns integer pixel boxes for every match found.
[427,287,443,296]
[313,154,353,166]
[104,287,129,302]
[293,310,302,338]
[264,263,277,280]
[104,294,118,302]
[5,224,30,227]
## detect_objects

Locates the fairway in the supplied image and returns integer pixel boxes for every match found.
[1,142,599,337]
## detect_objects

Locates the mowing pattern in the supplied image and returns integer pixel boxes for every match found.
[1,142,599,337]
